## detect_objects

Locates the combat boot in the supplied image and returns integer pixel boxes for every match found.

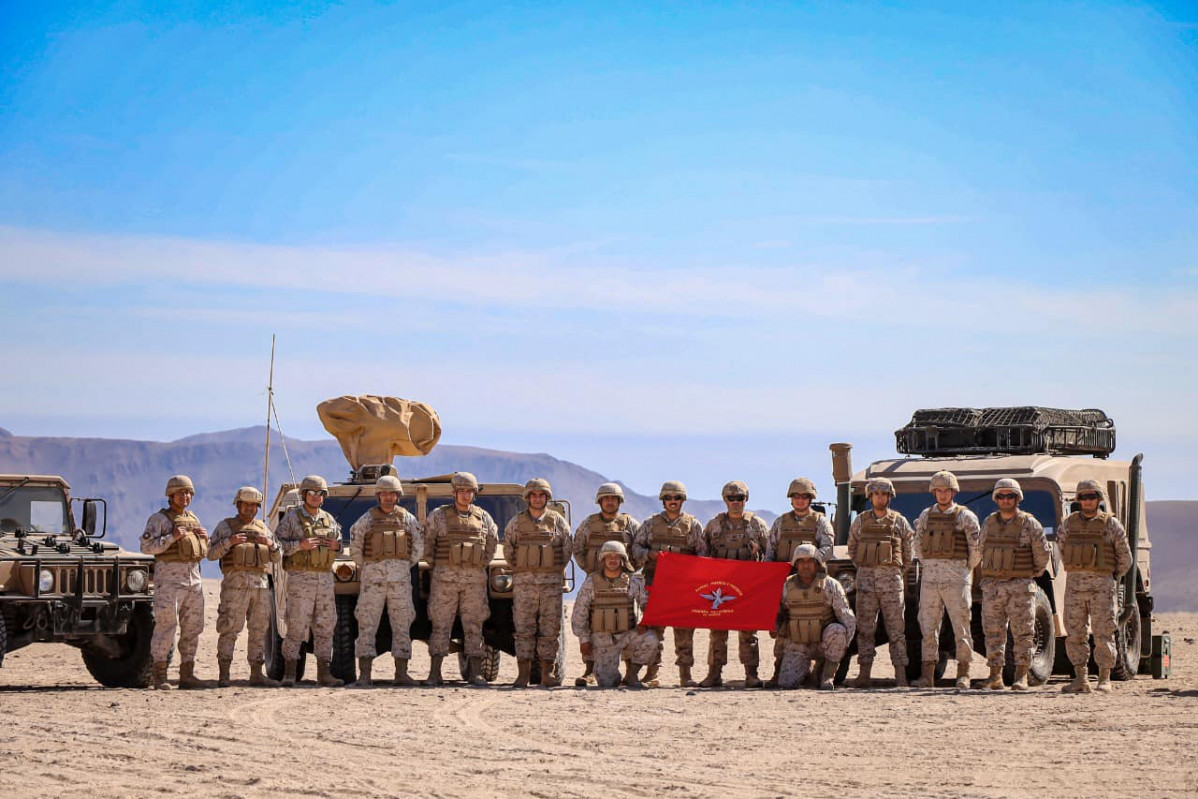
[642,662,660,687]
[698,664,723,688]
[151,661,172,690]
[393,658,416,686]
[893,665,909,688]
[954,660,971,690]
[316,659,344,687]
[574,661,594,687]
[743,665,762,689]
[540,660,562,688]
[818,660,839,691]
[423,655,444,686]
[249,662,280,687]
[217,658,232,688]
[764,657,782,689]
[1062,666,1091,693]
[352,657,373,688]
[1010,665,1030,691]
[513,658,532,688]
[466,656,488,687]
[851,660,873,689]
[619,657,634,686]
[1095,666,1112,693]
[678,665,697,688]
[623,664,644,690]
[913,661,937,689]
[177,661,215,690]
[282,658,298,687]
[982,664,1005,690]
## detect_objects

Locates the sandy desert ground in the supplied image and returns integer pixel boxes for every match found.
[2,581,1195,798]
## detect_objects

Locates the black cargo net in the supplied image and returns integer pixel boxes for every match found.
[896,407,1115,458]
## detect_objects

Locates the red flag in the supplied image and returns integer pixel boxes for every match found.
[641,553,792,631]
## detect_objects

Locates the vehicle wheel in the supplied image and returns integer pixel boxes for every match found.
[332,595,358,683]
[1111,594,1141,681]
[265,589,305,682]
[1001,586,1054,686]
[82,604,155,688]
[458,645,501,682]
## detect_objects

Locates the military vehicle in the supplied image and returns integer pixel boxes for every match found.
[824,407,1165,686]
[262,396,575,685]
[0,474,157,687]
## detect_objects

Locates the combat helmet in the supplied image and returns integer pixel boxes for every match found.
[787,477,818,499]
[375,475,404,495]
[659,480,687,500]
[597,539,633,572]
[523,477,553,501]
[929,471,960,493]
[233,486,263,505]
[992,477,1024,501]
[165,475,195,498]
[595,482,625,504]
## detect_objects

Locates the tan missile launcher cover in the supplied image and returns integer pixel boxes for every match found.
[317,394,442,469]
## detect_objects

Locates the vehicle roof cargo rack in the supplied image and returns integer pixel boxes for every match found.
[896,406,1115,458]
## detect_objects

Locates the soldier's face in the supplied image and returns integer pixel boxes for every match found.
[790,494,813,513]
[601,552,623,573]
[169,490,193,512]
[869,491,890,511]
[1078,492,1101,515]
[599,496,621,516]
[662,495,684,514]
[932,487,956,507]
[724,493,747,515]
[454,487,475,509]
[796,558,818,581]
[303,490,325,511]
[995,492,1020,512]
[527,490,549,511]
[377,491,399,512]
[236,501,260,521]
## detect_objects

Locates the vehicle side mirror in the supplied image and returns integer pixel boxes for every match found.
[81,499,106,538]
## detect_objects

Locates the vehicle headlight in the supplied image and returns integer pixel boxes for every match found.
[39,569,55,593]
[333,562,357,582]
[836,572,856,594]
[490,572,513,592]
[125,568,148,593]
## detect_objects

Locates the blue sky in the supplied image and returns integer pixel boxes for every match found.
[2,1,1196,500]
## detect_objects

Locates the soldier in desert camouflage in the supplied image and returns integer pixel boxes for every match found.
[774,544,855,690]
[423,471,498,686]
[276,475,344,687]
[848,477,914,688]
[347,475,423,688]
[978,478,1050,691]
[1058,478,1132,694]
[571,541,658,689]
[208,486,280,687]
[504,478,571,688]
[140,474,212,690]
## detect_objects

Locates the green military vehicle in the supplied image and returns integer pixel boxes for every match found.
[823,407,1166,686]
[261,395,575,685]
[0,474,157,687]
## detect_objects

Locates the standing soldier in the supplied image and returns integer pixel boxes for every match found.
[571,482,640,687]
[631,480,704,687]
[1058,479,1132,694]
[276,475,344,688]
[978,478,1050,691]
[698,481,770,689]
[348,475,423,688]
[848,477,914,688]
[774,544,856,690]
[423,472,499,687]
[764,477,835,687]
[140,475,212,690]
[208,486,280,688]
[570,541,658,689]
[912,471,981,689]
[503,478,571,688]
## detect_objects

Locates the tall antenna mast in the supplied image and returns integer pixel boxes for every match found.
[262,334,276,521]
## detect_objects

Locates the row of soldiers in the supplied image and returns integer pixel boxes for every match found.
[140,467,1131,694]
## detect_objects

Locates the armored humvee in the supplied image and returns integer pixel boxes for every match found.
[823,407,1164,686]
[0,474,157,687]
[262,395,575,685]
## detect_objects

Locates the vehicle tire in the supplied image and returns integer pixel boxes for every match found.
[332,594,358,683]
[265,589,306,682]
[458,644,501,683]
[1111,594,1141,681]
[1000,586,1055,686]
[82,604,155,688]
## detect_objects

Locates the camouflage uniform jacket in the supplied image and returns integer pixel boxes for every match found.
[765,510,835,564]
[503,508,572,586]
[275,506,342,556]
[1057,511,1132,592]
[978,511,1050,582]
[208,517,278,590]
[422,505,499,573]
[913,503,982,586]
[140,510,205,587]
[349,506,423,582]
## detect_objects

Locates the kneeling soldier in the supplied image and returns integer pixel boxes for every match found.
[349,475,423,688]
[775,544,856,690]
[571,541,658,689]
[208,486,280,687]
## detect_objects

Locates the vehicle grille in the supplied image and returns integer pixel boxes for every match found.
[46,565,114,595]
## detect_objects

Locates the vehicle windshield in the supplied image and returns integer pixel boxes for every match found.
[320,494,526,543]
[885,489,1060,538]
[0,485,70,535]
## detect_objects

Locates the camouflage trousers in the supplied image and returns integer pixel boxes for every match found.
[512,580,563,662]
[777,623,850,689]
[1064,575,1118,669]
[980,578,1036,668]
[283,571,336,662]
[918,578,974,663]
[428,572,490,658]
[592,628,659,688]
[216,583,271,663]
[707,629,759,669]
[856,570,907,667]
[150,577,205,663]
[355,573,416,659]
[649,626,695,668]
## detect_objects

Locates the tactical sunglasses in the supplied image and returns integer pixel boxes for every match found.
[726,495,747,502]
[994,493,1019,501]
[662,494,685,501]
[1077,493,1100,501]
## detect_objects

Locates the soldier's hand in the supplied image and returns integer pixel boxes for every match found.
[300,538,319,551]
[230,533,248,545]
[171,526,186,540]
[648,551,658,561]
[768,630,777,639]
[579,642,592,658]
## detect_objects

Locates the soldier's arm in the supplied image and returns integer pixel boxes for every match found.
[696,520,714,557]
[847,515,863,561]
[631,575,651,615]
[482,515,499,563]
[1027,517,1050,575]
[325,515,343,551]
[828,579,857,641]
[815,516,835,564]
[348,514,369,567]
[570,578,595,644]
[571,523,589,570]
[630,520,651,565]
[1056,515,1072,547]
[775,592,788,634]
[751,516,769,560]
[554,514,573,567]
[423,510,443,562]
[207,520,234,561]
[899,515,914,566]
[501,518,518,567]
[764,518,782,562]
[912,509,929,561]
[139,513,175,556]
[1110,517,1133,578]
[275,513,304,557]
[962,510,982,570]
[405,512,424,566]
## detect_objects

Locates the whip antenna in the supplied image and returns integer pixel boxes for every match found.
[262,335,297,520]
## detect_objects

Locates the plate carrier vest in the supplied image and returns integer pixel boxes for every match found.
[434,506,488,569]
[580,513,633,573]
[709,512,758,561]
[282,510,338,572]
[1061,511,1118,575]
[979,511,1037,579]
[774,511,823,563]
[783,575,836,645]
[921,506,970,560]
[590,572,636,634]
[155,509,208,563]
[218,517,272,573]
[511,510,565,574]
[362,506,412,563]
[855,510,904,568]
